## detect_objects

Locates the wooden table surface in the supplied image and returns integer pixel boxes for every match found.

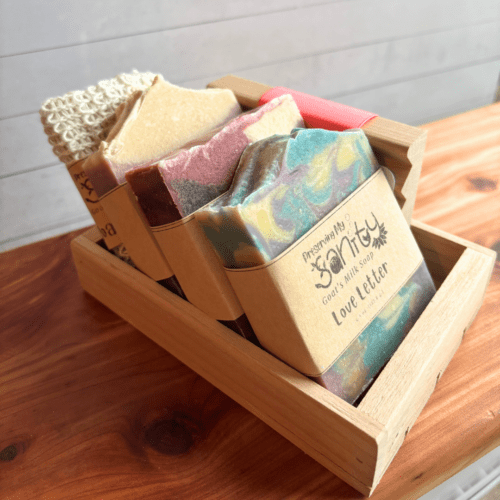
[1,103,499,499]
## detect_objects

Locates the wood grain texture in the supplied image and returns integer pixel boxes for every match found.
[1,104,499,499]
[71,226,385,495]
[0,229,374,499]
[414,102,500,241]
[364,102,500,500]
[68,218,493,495]
[0,231,243,499]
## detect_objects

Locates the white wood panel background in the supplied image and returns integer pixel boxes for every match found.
[1,0,499,252]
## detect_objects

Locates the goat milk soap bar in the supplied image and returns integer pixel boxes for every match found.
[125,95,303,337]
[82,76,241,284]
[197,129,435,403]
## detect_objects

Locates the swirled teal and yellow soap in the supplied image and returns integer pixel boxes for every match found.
[196,128,435,404]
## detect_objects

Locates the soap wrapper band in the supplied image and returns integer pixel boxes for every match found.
[224,169,427,378]
[259,87,377,131]
[312,260,434,404]
[99,182,175,282]
[67,159,123,252]
[152,214,246,322]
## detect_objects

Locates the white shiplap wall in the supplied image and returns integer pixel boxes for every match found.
[1,0,499,252]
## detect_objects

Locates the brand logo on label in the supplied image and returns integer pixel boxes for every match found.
[304,212,388,290]
[73,171,99,204]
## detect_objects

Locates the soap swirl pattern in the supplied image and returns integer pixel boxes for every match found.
[318,262,435,403]
[197,128,378,268]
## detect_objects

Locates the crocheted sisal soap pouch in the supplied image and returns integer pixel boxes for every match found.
[39,70,156,166]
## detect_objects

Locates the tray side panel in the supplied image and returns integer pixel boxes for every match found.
[70,230,384,495]
[411,220,487,286]
[362,116,427,224]
[358,226,495,485]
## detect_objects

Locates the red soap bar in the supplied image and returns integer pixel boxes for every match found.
[258,87,377,131]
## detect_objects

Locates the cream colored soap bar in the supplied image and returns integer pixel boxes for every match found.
[84,76,242,195]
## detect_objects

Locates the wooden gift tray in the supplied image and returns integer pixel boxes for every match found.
[70,79,496,496]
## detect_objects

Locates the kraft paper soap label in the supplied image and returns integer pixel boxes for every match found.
[67,160,122,250]
[225,169,423,376]
[100,183,174,281]
[152,215,244,321]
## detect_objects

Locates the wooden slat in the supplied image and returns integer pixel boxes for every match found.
[1,1,499,118]
[331,61,500,125]
[0,113,56,177]
[0,0,326,57]
[3,34,497,248]
[223,21,500,101]
[0,219,92,254]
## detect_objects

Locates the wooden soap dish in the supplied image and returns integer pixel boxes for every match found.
[70,78,496,496]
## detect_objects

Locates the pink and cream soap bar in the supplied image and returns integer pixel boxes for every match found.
[126,94,304,221]
[124,95,303,342]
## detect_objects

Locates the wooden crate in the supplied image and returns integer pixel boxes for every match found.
[70,81,495,495]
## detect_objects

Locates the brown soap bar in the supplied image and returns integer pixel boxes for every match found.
[126,166,182,227]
